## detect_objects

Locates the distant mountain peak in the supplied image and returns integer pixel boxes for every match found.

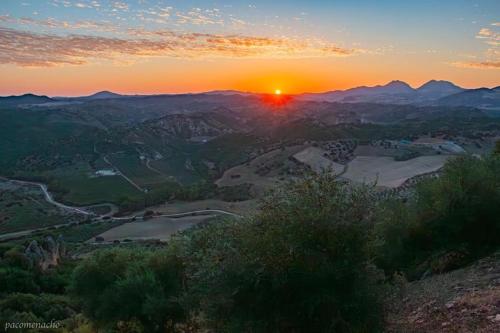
[416,80,464,99]
[386,80,412,88]
[86,91,123,99]
[418,80,463,90]
[0,93,53,106]
[204,90,253,96]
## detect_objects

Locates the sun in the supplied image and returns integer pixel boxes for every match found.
[274,89,282,95]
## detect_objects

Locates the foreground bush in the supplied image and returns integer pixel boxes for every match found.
[70,248,185,332]
[176,174,382,332]
[0,244,78,330]
[374,155,500,277]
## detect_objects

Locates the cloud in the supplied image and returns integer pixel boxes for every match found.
[451,61,500,69]
[111,1,128,11]
[451,24,499,70]
[175,8,224,25]
[51,0,100,9]
[0,27,358,67]
[75,2,91,8]
[476,27,499,46]
[0,14,116,32]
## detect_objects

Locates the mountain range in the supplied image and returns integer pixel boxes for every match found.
[298,80,475,105]
[1,80,499,110]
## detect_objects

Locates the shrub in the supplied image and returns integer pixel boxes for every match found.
[176,174,382,333]
[373,155,500,278]
[494,140,500,155]
[70,248,185,333]
[0,293,75,328]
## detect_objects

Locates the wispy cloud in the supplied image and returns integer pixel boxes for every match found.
[111,1,128,12]
[451,61,500,69]
[175,8,223,25]
[51,0,100,9]
[0,27,358,67]
[476,27,499,46]
[451,23,499,70]
[0,14,116,31]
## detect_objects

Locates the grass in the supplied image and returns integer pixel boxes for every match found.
[52,220,125,243]
[0,182,84,233]
[148,158,202,184]
[107,153,168,188]
[43,163,143,205]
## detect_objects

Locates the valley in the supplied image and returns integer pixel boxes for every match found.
[1,81,500,246]
[1,81,499,333]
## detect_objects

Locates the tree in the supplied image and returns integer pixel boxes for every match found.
[373,155,500,277]
[176,174,382,333]
[494,140,500,155]
[70,248,185,332]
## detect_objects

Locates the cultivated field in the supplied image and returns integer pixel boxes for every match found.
[293,147,345,175]
[216,144,309,195]
[95,215,214,241]
[342,155,450,188]
[151,199,258,216]
[43,163,143,205]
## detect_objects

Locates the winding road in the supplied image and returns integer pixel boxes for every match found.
[0,177,242,242]
[0,176,93,215]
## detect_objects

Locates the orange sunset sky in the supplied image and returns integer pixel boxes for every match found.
[0,0,499,96]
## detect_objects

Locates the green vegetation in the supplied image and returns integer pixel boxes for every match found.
[39,220,124,243]
[0,243,78,329]
[495,139,500,155]
[173,175,382,332]
[71,249,184,332]
[43,164,143,206]
[373,155,500,278]
[1,154,500,332]
[216,183,253,201]
[107,154,167,188]
[198,133,265,170]
[0,182,84,233]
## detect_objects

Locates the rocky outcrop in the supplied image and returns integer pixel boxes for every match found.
[149,114,234,139]
[24,235,66,270]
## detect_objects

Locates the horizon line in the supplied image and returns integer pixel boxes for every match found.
[1,79,499,98]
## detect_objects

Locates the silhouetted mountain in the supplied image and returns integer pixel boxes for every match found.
[85,91,124,99]
[297,80,495,105]
[437,87,500,109]
[0,93,53,107]
[368,80,414,94]
[298,80,415,103]
[417,80,464,99]
[204,90,254,97]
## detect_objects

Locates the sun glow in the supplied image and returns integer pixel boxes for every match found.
[274,89,282,95]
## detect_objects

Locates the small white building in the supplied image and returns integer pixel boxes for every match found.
[95,169,117,176]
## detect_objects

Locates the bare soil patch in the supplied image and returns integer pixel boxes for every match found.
[293,146,345,174]
[96,215,214,241]
[342,155,450,188]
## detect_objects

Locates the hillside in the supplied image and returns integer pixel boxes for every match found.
[0,93,53,106]
[416,80,465,99]
[386,252,500,332]
[437,87,500,109]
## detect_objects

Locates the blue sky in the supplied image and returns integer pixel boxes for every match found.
[0,0,498,95]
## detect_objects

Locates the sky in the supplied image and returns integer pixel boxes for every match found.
[0,0,499,96]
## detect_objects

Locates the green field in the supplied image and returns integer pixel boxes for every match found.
[49,220,124,243]
[0,181,84,233]
[43,164,143,206]
[107,154,169,188]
